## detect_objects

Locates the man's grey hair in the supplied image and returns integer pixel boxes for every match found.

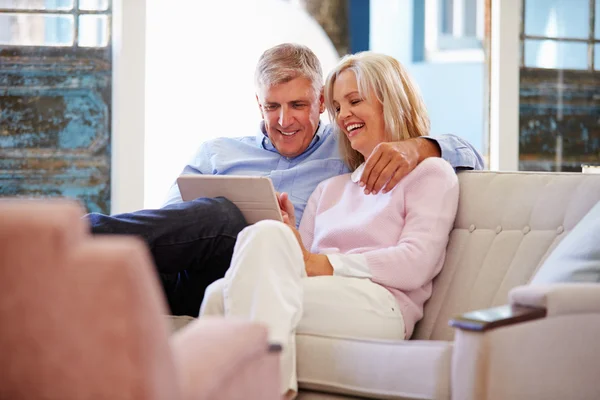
[254,43,323,98]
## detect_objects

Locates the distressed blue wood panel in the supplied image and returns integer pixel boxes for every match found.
[0,47,111,213]
[519,68,600,172]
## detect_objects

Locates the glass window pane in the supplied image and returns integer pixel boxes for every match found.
[464,0,478,37]
[0,0,73,10]
[78,0,109,11]
[0,13,73,46]
[78,14,108,47]
[524,39,588,70]
[596,0,600,39]
[596,45,600,70]
[440,0,454,35]
[525,0,589,39]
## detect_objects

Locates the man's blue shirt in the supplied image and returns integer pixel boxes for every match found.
[164,121,484,225]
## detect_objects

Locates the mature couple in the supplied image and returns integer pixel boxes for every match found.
[90,43,483,397]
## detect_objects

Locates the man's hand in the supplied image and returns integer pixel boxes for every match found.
[360,137,441,195]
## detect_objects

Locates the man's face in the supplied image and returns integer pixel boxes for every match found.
[256,77,325,158]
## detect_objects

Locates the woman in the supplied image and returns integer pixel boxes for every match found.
[200,52,459,398]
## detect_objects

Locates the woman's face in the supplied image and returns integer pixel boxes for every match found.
[332,69,387,158]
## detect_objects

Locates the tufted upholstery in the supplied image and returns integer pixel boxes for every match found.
[414,171,600,341]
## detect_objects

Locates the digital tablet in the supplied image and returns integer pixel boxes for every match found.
[176,175,283,224]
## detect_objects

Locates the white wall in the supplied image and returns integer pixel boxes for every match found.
[111,0,145,213]
[144,0,340,209]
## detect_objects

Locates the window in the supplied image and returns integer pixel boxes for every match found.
[0,0,110,47]
[0,0,113,213]
[425,0,485,62]
[522,0,599,71]
[518,0,600,173]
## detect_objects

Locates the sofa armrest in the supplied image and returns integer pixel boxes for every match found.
[449,284,600,400]
[170,317,280,400]
[510,283,600,316]
[449,283,600,332]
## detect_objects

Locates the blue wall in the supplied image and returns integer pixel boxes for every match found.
[369,0,484,153]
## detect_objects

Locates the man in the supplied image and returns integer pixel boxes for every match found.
[90,43,483,316]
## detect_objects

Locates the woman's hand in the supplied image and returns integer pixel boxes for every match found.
[276,192,333,276]
[276,192,296,227]
[305,254,334,277]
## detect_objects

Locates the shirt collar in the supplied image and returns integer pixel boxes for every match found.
[351,163,366,184]
[256,121,325,157]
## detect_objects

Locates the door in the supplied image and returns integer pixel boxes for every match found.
[0,0,112,212]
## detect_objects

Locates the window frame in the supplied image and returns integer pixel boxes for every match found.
[425,0,485,63]
[0,0,111,48]
[520,0,598,71]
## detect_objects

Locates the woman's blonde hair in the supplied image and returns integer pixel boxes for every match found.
[324,52,430,170]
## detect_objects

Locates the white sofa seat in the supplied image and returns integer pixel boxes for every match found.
[297,333,453,399]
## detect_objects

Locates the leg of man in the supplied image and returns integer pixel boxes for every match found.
[87,197,247,316]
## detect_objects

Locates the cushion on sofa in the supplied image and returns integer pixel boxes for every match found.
[531,201,600,284]
[296,333,452,400]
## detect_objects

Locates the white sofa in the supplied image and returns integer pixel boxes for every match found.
[171,170,600,400]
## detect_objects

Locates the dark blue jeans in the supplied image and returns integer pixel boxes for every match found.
[87,197,247,317]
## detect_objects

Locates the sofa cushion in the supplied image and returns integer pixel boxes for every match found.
[530,201,600,284]
[296,333,453,400]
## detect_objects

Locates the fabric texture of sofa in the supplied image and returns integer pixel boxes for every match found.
[172,170,600,400]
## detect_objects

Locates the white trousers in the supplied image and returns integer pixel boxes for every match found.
[199,220,405,395]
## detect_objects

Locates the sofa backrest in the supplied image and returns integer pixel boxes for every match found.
[413,171,600,341]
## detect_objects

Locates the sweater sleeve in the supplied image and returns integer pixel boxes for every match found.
[363,158,459,291]
[298,182,324,252]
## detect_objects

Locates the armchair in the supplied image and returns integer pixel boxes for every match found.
[0,200,280,400]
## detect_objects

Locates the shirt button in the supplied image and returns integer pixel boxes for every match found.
[495,226,502,234]
[468,224,476,233]
[557,225,564,234]
[523,226,531,235]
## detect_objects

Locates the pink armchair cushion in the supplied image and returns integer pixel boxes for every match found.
[0,234,180,400]
[0,199,280,400]
[171,317,280,400]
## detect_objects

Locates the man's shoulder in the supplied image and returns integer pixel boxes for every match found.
[198,135,257,153]
[204,135,256,146]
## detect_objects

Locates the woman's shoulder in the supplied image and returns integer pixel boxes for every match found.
[310,173,353,200]
[407,157,457,183]
[318,172,354,189]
